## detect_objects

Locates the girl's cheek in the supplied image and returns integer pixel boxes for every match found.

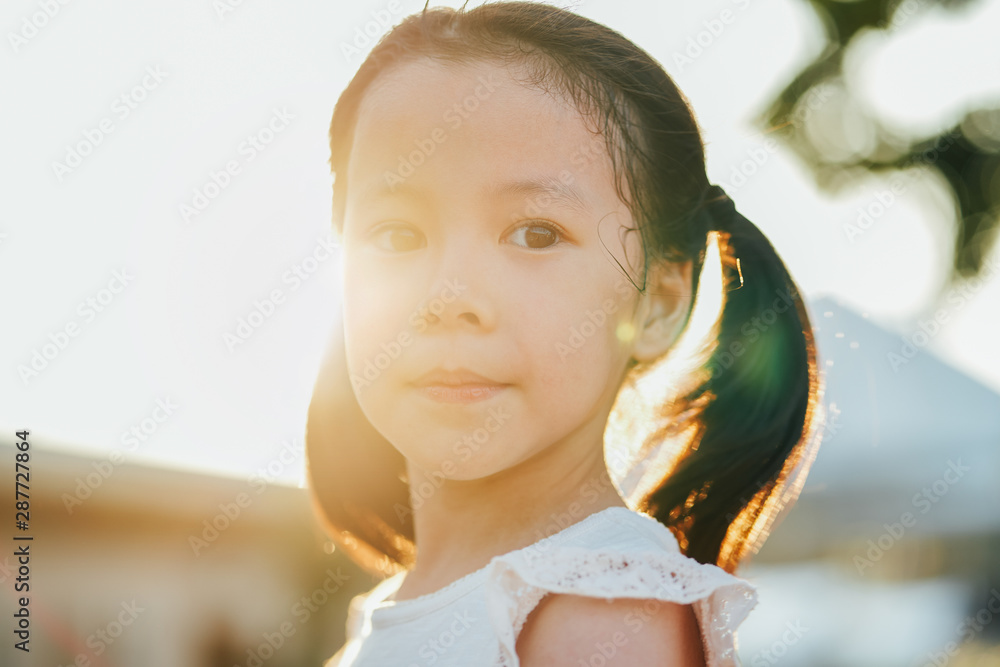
[344,275,428,375]
[539,301,614,375]
[559,282,634,355]
[342,276,394,351]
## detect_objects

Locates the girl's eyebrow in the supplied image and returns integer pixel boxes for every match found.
[356,175,591,216]
[356,180,426,205]
[486,176,591,216]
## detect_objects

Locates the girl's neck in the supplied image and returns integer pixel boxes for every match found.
[395,438,628,601]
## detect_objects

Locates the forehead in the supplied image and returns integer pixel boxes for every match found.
[345,57,623,213]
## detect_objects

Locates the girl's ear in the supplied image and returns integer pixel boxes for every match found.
[630,259,694,363]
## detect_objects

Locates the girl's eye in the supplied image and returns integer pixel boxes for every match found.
[367,221,564,252]
[370,223,425,252]
[504,221,564,249]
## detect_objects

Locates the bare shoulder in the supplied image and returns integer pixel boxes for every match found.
[516,593,706,666]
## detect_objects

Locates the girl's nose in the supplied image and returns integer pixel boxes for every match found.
[421,309,479,327]
[417,240,495,332]
[415,275,491,331]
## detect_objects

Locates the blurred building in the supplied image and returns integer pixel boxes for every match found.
[737,296,1000,666]
[0,443,375,667]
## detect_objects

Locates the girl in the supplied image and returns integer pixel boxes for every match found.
[307,2,823,665]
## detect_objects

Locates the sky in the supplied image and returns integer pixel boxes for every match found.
[2,0,998,485]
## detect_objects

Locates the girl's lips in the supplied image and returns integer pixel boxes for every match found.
[414,383,507,404]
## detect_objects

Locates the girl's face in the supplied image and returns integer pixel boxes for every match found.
[341,58,647,481]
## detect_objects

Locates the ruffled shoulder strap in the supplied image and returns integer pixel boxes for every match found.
[483,544,758,666]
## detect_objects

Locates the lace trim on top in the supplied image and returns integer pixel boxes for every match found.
[363,507,615,625]
[483,543,759,667]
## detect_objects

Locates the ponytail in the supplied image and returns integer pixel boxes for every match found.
[636,185,822,574]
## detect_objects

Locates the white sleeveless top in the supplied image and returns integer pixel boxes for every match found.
[326,507,758,666]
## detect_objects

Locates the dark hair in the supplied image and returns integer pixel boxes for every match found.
[307,1,821,576]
